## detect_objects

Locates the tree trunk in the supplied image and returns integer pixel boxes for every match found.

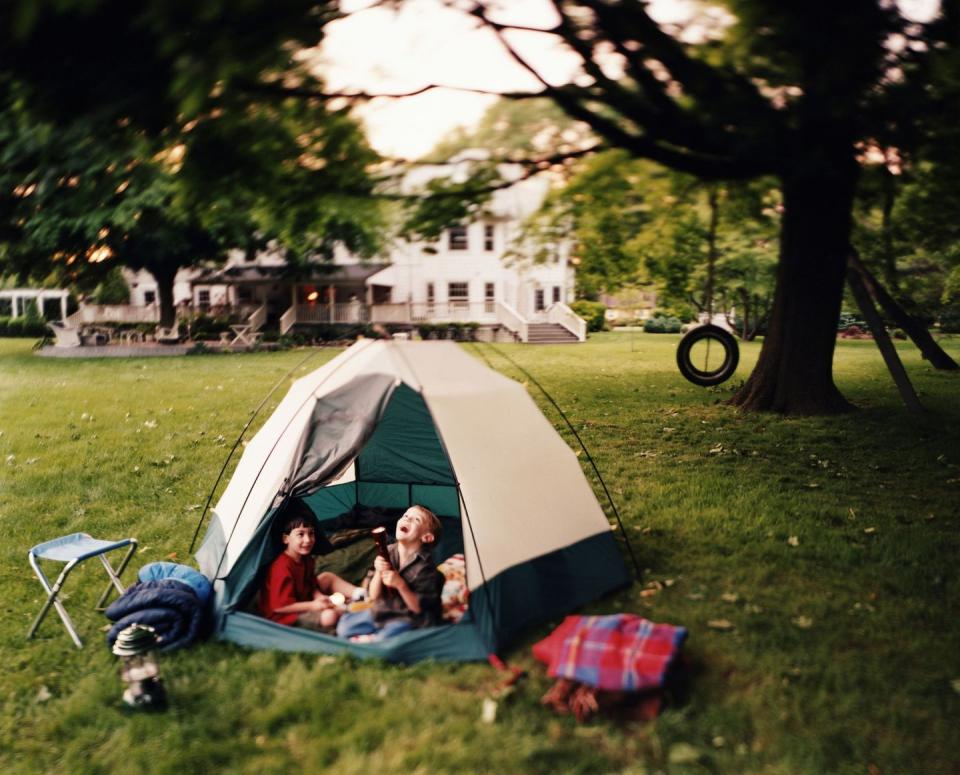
[730,157,858,414]
[148,265,179,328]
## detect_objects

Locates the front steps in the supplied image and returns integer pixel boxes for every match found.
[525,323,581,344]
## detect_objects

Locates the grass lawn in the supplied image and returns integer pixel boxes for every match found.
[1,333,958,774]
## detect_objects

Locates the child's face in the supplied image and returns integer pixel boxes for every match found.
[396,508,435,546]
[282,525,316,559]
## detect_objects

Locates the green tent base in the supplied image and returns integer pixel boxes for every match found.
[216,531,630,661]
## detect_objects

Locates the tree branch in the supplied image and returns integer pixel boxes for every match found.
[238,79,541,102]
[467,2,776,179]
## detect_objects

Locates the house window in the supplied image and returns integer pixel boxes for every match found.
[448,225,468,251]
[143,290,156,305]
[534,289,545,312]
[484,224,495,251]
[552,286,562,304]
[426,282,435,305]
[448,282,469,309]
[485,282,495,313]
[198,289,210,308]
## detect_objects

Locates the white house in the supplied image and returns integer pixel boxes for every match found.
[126,154,585,342]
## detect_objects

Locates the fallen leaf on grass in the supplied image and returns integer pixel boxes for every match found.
[802,482,821,490]
[863,527,877,535]
[640,588,659,598]
[707,619,735,631]
[35,686,52,703]
[668,743,702,765]
[720,592,739,603]
[950,679,960,695]
[787,536,800,547]
[687,593,704,601]
[481,698,497,724]
[792,616,814,629]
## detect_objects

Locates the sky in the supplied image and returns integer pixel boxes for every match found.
[315,0,942,160]
[314,0,580,159]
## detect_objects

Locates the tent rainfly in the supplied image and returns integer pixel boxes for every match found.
[195,339,630,662]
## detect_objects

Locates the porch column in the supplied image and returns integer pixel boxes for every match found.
[328,285,335,322]
[60,293,68,322]
[12,295,19,318]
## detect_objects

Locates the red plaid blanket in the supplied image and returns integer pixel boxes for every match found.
[533,614,687,692]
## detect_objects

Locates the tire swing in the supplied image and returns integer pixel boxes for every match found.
[671,185,742,387]
[676,324,739,386]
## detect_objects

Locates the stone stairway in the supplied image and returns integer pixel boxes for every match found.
[525,323,581,344]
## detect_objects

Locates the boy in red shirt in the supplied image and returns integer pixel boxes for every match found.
[259,507,341,630]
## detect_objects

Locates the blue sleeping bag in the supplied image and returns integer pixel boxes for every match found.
[105,563,211,652]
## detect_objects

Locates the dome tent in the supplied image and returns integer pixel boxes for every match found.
[195,339,630,662]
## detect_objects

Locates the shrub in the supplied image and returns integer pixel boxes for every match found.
[417,324,435,340]
[940,304,960,334]
[838,312,867,331]
[652,303,696,322]
[188,314,233,340]
[570,300,607,332]
[643,315,682,334]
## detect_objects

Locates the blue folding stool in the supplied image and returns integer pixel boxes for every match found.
[27,532,138,648]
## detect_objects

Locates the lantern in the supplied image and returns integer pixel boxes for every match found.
[112,624,166,710]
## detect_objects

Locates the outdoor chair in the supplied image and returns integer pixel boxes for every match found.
[155,325,182,344]
[27,532,138,648]
[47,321,81,348]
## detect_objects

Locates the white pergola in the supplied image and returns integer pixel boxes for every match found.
[0,288,70,321]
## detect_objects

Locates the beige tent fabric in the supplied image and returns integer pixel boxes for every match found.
[199,339,382,577]
[198,340,611,589]
[395,343,612,588]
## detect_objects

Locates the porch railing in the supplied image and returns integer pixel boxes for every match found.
[279,302,369,334]
[547,302,587,342]
[370,301,498,324]
[495,301,528,342]
[67,304,160,326]
[247,304,267,332]
[279,306,297,335]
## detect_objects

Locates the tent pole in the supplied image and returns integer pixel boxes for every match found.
[188,348,329,555]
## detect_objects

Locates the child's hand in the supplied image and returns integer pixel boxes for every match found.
[380,569,405,590]
[373,556,392,573]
